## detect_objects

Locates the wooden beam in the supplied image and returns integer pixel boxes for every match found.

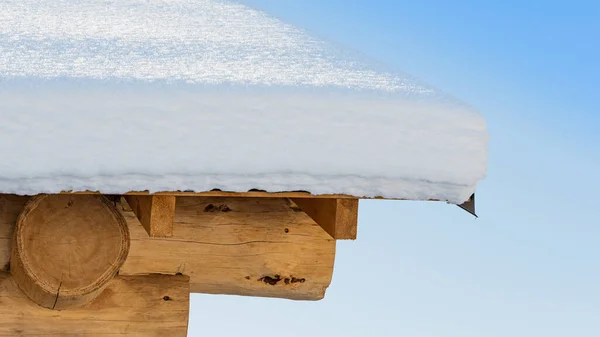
[1,195,335,300]
[119,197,335,300]
[0,272,190,336]
[124,195,176,237]
[291,198,359,240]
[11,195,130,310]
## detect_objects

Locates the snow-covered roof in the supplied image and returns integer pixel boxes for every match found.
[0,0,488,204]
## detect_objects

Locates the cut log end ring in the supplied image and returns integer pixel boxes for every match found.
[11,194,130,310]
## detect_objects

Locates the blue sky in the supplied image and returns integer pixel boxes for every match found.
[190,1,600,336]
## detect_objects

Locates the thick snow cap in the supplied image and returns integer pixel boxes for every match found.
[0,0,488,203]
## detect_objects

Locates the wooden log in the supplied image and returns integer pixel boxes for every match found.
[124,195,176,237]
[0,272,189,336]
[291,198,359,240]
[11,195,130,310]
[119,197,336,300]
[1,194,335,301]
[0,194,28,271]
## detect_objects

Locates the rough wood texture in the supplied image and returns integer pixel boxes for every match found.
[0,195,28,271]
[1,194,336,301]
[292,198,359,240]
[124,195,175,237]
[0,272,189,336]
[11,195,130,310]
[120,197,336,300]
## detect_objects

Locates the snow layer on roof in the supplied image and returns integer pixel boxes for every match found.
[0,0,488,203]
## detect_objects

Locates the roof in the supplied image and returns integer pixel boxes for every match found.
[0,0,488,204]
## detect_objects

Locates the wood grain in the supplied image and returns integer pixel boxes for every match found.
[0,272,189,336]
[292,198,359,240]
[124,195,176,237]
[1,194,336,301]
[120,197,336,300]
[0,195,28,271]
[11,195,130,310]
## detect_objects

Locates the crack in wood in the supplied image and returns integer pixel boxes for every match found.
[52,280,63,310]
[139,239,294,246]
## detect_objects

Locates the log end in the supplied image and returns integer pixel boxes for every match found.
[11,195,130,310]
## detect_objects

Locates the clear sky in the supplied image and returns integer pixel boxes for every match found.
[189,1,600,336]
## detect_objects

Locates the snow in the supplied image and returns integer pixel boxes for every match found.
[0,0,488,204]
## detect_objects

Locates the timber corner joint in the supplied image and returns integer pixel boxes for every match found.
[0,192,359,335]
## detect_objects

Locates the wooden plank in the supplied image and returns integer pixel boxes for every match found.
[0,272,190,336]
[124,195,176,237]
[119,197,336,300]
[291,198,359,240]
